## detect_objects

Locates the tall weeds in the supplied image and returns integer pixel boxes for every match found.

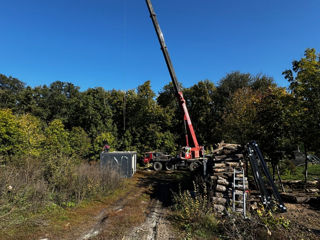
[172,181,219,239]
[0,155,121,229]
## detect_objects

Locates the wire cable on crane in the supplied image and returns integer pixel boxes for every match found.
[121,0,128,90]
[121,0,128,132]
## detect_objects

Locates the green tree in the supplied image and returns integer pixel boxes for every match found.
[69,127,91,159]
[93,132,117,160]
[75,87,115,139]
[18,114,45,157]
[184,80,219,145]
[222,87,261,144]
[125,81,176,155]
[216,72,275,144]
[46,81,81,125]
[0,74,25,110]
[106,90,127,135]
[0,109,23,162]
[44,119,71,155]
[254,87,294,177]
[217,72,252,101]
[157,82,184,147]
[216,72,275,108]
[283,48,320,183]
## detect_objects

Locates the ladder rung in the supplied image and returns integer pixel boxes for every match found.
[233,184,244,188]
[234,192,244,195]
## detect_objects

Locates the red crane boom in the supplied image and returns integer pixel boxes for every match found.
[145,0,202,158]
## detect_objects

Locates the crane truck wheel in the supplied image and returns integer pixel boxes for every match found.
[189,161,200,172]
[153,162,163,171]
[165,162,175,171]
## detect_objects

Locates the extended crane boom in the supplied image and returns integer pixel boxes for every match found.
[145,0,202,158]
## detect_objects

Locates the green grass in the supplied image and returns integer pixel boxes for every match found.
[281,164,320,180]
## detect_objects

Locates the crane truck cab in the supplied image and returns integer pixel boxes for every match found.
[180,146,192,159]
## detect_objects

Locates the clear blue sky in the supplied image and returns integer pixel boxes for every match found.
[1,0,319,93]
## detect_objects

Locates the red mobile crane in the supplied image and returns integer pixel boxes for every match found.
[144,0,287,213]
[144,0,205,171]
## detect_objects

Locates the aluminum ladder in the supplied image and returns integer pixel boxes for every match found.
[232,167,247,218]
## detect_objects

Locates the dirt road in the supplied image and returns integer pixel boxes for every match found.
[37,170,189,240]
[19,169,320,240]
[78,170,184,240]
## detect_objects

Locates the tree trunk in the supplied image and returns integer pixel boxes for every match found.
[272,162,276,181]
[304,142,308,190]
[276,164,285,192]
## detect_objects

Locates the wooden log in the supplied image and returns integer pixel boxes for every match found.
[214,168,226,173]
[224,172,234,178]
[223,143,241,149]
[213,204,225,212]
[217,178,229,186]
[215,192,224,198]
[226,162,240,167]
[214,155,243,162]
[212,172,225,176]
[216,184,227,192]
[234,190,243,195]
[214,163,226,168]
[214,155,228,160]
[280,193,309,203]
[212,197,227,205]
[210,175,218,180]
[217,176,228,180]
[306,188,319,193]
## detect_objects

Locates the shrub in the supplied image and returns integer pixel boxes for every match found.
[0,155,121,220]
[220,206,290,240]
[0,157,49,215]
[71,164,120,203]
[172,182,219,239]
[0,109,23,161]
[43,154,121,206]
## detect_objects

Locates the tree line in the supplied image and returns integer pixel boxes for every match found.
[1,48,320,174]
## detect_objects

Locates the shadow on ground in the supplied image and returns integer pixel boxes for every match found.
[136,170,194,207]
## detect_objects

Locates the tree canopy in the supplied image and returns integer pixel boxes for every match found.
[1,48,319,168]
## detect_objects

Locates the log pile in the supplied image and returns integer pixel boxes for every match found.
[281,180,320,193]
[209,142,248,214]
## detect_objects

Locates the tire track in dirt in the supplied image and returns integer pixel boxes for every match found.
[124,199,175,240]
[123,200,163,240]
[41,171,184,240]
[81,171,180,240]
[77,188,138,240]
[123,172,180,240]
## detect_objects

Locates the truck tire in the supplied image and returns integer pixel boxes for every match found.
[189,161,199,172]
[165,162,175,171]
[153,162,163,171]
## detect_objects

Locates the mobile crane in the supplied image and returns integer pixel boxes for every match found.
[144,0,286,212]
[145,0,206,171]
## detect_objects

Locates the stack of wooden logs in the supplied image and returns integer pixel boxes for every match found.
[209,142,248,213]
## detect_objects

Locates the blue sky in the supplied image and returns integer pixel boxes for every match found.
[1,0,319,93]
